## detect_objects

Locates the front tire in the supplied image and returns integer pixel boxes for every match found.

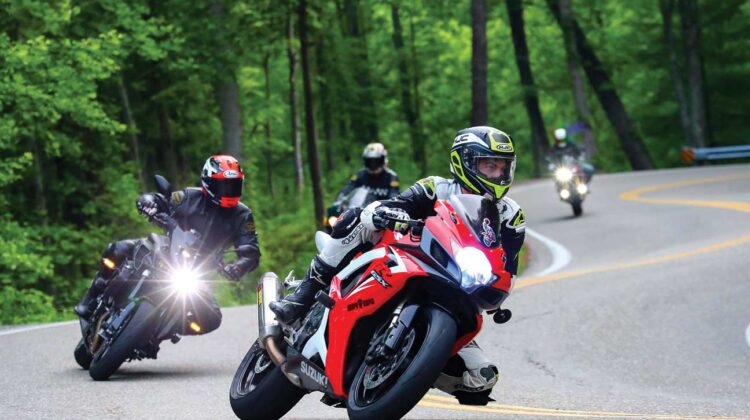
[572,200,583,217]
[230,341,305,420]
[89,301,156,381]
[347,306,457,420]
[74,338,92,370]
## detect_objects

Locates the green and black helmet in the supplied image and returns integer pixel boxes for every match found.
[449,126,516,201]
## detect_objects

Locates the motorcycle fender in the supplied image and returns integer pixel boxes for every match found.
[286,347,334,395]
[108,300,137,333]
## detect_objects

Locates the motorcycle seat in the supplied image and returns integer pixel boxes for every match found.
[315,231,332,253]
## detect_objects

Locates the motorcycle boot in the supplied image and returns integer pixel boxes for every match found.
[74,274,109,318]
[269,257,337,324]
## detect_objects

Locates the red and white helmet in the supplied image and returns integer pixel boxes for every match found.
[201,155,244,208]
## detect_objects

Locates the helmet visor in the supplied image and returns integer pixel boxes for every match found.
[205,177,243,198]
[473,156,515,185]
[364,157,385,171]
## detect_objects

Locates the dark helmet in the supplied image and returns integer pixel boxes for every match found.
[449,126,516,201]
[362,142,388,174]
[201,155,244,208]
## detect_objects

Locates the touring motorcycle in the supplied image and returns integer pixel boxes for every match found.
[549,155,590,216]
[74,175,242,380]
[230,194,513,419]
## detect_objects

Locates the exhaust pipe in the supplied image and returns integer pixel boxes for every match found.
[257,272,284,346]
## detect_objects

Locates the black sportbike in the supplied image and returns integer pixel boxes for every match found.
[74,175,242,380]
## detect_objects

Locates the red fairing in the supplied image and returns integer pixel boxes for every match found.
[325,241,425,396]
[321,197,513,398]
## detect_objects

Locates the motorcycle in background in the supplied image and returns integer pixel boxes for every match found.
[74,175,242,380]
[323,187,377,232]
[548,155,590,217]
[230,195,513,420]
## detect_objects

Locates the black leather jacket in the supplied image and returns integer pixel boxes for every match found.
[335,168,400,204]
[141,187,260,277]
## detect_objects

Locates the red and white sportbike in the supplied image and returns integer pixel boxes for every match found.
[230,195,514,420]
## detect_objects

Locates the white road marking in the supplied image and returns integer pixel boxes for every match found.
[0,320,77,337]
[746,323,750,348]
[524,228,571,277]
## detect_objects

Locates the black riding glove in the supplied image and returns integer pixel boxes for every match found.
[136,193,168,218]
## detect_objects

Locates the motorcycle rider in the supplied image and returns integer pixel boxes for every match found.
[331,142,400,210]
[271,126,526,405]
[549,127,594,182]
[74,155,261,335]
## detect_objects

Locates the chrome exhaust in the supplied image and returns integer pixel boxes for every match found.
[257,272,284,347]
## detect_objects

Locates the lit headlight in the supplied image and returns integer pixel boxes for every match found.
[560,189,571,199]
[455,247,495,288]
[554,167,574,182]
[328,216,338,227]
[170,268,200,294]
[576,183,588,194]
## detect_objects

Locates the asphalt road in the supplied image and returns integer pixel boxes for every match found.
[2,164,749,419]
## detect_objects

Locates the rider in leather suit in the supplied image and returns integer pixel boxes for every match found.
[74,155,261,335]
[332,142,400,207]
[271,127,526,405]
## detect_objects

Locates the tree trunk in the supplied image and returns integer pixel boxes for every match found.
[288,7,305,191]
[471,0,488,126]
[299,0,325,227]
[152,74,180,183]
[212,2,243,158]
[559,0,596,159]
[216,80,243,158]
[659,0,693,147]
[409,15,426,175]
[33,140,48,227]
[315,33,336,172]
[343,0,378,143]
[506,0,548,177]
[116,76,146,190]
[679,0,708,148]
[391,4,425,175]
[547,0,654,170]
[262,54,276,198]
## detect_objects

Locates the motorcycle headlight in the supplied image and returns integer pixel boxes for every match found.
[576,183,588,194]
[170,267,200,294]
[328,216,339,227]
[455,247,495,288]
[555,167,574,182]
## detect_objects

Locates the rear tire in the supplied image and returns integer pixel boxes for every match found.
[230,341,305,420]
[89,301,156,381]
[74,338,92,370]
[347,306,457,420]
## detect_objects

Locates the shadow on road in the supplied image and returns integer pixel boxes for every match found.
[62,366,224,382]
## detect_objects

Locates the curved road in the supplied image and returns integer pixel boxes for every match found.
[2,165,749,419]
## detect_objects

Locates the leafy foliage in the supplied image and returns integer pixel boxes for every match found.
[1,0,748,323]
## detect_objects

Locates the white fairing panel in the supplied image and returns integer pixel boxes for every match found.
[302,307,330,364]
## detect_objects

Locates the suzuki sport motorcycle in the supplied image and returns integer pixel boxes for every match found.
[324,187,377,233]
[549,155,590,217]
[74,175,241,380]
[230,194,513,420]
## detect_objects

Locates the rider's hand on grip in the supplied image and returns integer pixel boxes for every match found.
[136,193,167,218]
[372,207,411,233]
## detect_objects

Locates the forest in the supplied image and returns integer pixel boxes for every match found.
[1,0,748,323]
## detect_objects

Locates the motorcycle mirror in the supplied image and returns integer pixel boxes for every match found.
[154,174,172,197]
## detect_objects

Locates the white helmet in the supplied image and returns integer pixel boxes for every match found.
[362,143,388,174]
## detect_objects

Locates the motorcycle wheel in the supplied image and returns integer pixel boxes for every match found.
[347,306,457,420]
[572,200,583,217]
[74,338,92,370]
[88,300,156,381]
[229,341,305,420]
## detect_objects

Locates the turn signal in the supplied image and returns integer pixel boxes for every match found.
[189,322,201,333]
[102,258,116,270]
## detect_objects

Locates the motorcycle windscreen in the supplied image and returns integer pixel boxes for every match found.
[346,187,375,208]
[448,194,501,249]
